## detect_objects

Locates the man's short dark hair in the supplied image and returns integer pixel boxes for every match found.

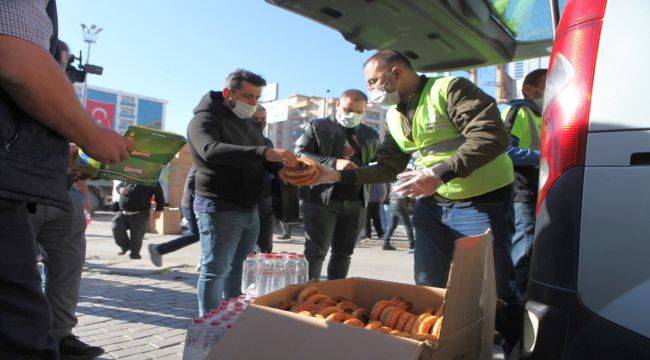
[523,69,548,88]
[340,89,368,103]
[364,49,413,70]
[225,69,267,91]
[58,40,69,53]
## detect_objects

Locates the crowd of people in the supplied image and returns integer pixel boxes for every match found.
[0,2,545,359]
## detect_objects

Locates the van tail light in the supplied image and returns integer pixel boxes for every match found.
[537,0,608,214]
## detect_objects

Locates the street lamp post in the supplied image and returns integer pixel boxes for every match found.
[80,23,103,107]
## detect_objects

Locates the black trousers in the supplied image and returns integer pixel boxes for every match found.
[303,200,366,281]
[112,211,149,255]
[365,201,384,238]
[0,199,59,359]
[157,206,198,255]
[384,201,415,246]
[257,197,274,253]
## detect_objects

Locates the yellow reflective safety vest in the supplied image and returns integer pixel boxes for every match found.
[502,104,542,151]
[385,76,514,200]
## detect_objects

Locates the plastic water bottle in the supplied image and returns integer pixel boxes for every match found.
[37,262,46,292]
[271,255,286,292]
[255,254,274,296]
[241,253,257,296]
[200,319,226,359]
[182,318,205,360]
[284,255,298,286]
[296,254,308,284]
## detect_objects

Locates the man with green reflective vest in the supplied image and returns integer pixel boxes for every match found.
[502,69,547,301]
[311,49,519,346]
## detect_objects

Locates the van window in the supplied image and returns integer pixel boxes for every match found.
[487,0,554,42]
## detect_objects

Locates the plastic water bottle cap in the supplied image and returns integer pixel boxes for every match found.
[234,302,244,307]
[229,298,237,302]
[194,318,204,324]
[210,309,221,315]
[202,314,212,319]
[210,319,222,326]
[247,253,255,258]
[220,316,231,322]
[237,295,246,300]
[227,311,238,317]
[220,301,230,307]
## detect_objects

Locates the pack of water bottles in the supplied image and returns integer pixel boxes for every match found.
[242,252,309,297]
[182,296,253,360]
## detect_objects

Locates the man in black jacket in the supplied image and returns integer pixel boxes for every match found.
[295,89,380,281]
[112,182,165,259]
[187,69,296,315]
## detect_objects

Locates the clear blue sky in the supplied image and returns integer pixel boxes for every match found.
[57,0,373,135]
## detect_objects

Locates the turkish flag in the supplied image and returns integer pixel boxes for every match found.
[86,99,116,129]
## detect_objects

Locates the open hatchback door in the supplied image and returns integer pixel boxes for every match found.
[266,0,555,71]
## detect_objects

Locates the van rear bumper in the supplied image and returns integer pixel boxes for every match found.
[523,280,649,359]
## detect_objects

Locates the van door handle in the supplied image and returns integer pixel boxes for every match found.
[630,153,650,166]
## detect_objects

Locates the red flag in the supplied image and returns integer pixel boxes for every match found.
[86,99,116,129]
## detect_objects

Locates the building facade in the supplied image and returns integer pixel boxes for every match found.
[507,57,550,96]
[73,84,167,133]
[263,94,386,151]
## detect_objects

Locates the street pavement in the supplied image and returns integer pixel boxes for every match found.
[76,212,415,359]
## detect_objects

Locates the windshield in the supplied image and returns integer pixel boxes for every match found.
[486,0,554,42]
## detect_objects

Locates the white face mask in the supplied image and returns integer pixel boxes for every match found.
[369,71,400,106]
[336,111,363,128]
[231,100,257,119]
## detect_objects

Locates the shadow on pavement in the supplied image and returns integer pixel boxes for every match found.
[77,262,199,329]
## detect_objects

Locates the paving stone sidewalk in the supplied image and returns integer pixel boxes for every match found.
[75,262,197,360]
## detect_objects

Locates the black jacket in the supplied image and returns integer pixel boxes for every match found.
[116,182,165,212]
[180,166,196,209]
[295,116,380,205]
[187,91,279,208]
[0,1,71,211]
[505,99,542,203]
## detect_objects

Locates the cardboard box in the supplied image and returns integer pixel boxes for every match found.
[208,231,496,360]
[147,207,182,235]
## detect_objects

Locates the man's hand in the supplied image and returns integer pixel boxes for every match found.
[265,148,298,167]
[79,127,133,164]
[153,211,162,220]
[334,158,358,171]
[312,163,342,185]
[342,144,355,159]
[394,168,444,198]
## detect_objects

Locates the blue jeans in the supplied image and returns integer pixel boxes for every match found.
[197,208,259,315]
[156,207,199,255]
[412,198,515,303]
[511,201,535,299]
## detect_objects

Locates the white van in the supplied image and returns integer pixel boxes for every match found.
[267,0,649,358]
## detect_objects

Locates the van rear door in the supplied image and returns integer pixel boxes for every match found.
[266,0,554,71]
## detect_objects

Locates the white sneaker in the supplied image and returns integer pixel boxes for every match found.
[148,244,162,267]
